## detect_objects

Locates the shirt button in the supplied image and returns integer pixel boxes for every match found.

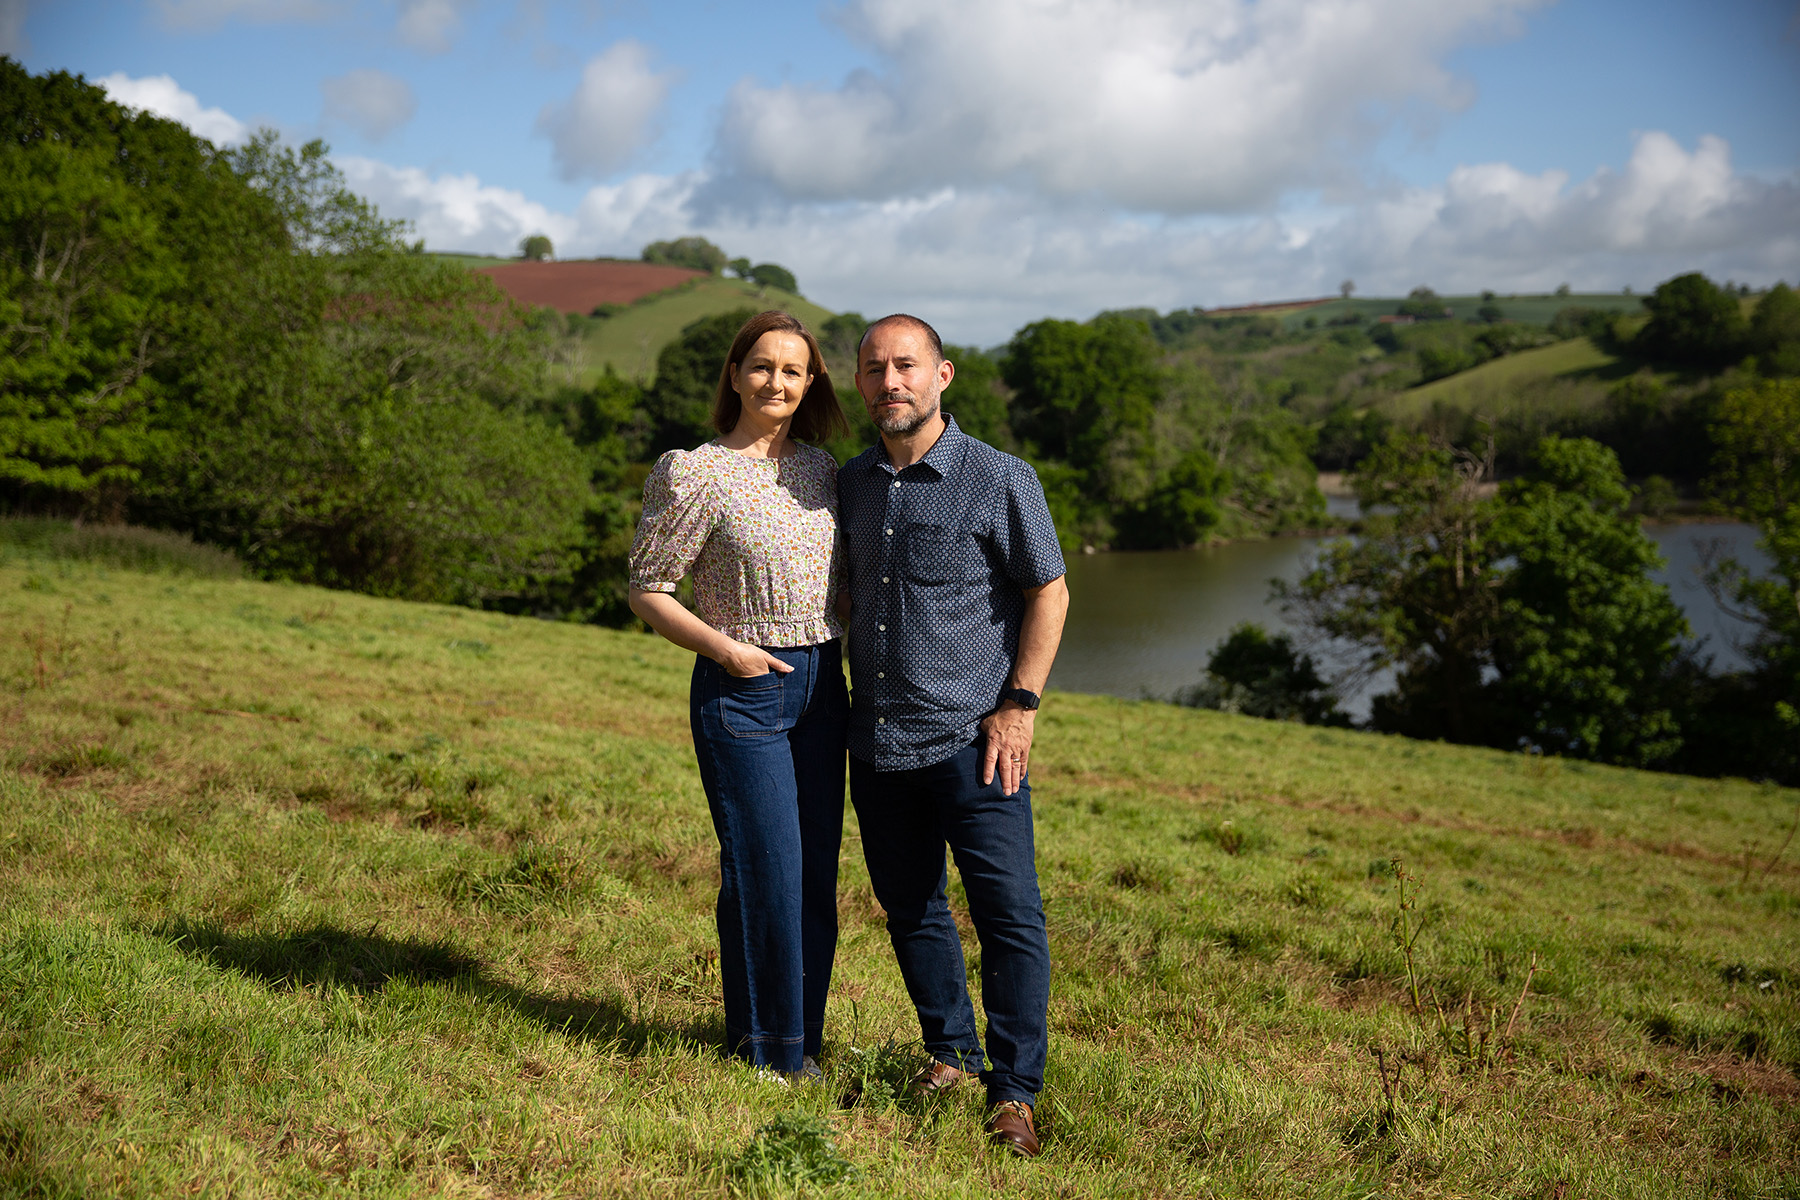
[882,576,890,583]
[878,671,885,679]
[878,624,886,631]
[893,480,901,488]
[878,717,886,724]
[885,528,893,535]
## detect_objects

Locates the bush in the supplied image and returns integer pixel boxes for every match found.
[746,262,798,294]
[0,518,241,577]
[640,236,727,274]
[1635,272,1748,368]
[1176,622,1345,724]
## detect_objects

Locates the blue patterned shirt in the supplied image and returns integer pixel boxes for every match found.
[838,415,1067,770]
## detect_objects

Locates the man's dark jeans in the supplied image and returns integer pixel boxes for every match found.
[849,740,1050,1106]
[689,641,847,1074]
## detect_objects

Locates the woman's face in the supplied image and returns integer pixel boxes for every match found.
[731,331,814,430]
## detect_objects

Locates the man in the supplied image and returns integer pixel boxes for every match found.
[838,314,1070,1158]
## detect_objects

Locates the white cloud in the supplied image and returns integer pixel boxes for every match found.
[535,41,673,181]
[394,0,466,54]
[0,0,29,56]
[97,72,249,145]
[336,156,582,252]
[710,0,1546,215]
[321,68,417,140]
[334,131,1799,346]
[153,0,334,28]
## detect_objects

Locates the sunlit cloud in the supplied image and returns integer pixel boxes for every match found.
[535,40,674,181]
[394,0,467,54]
[707,0,1548,215]
[321,67,416,140]
[98,72,249,145]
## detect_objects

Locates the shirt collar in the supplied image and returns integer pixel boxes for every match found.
[869,412,967,479]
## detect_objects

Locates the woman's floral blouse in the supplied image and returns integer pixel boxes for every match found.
[629,441,844,647]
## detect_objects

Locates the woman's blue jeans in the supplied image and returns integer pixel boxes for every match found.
[689,640,847,1073]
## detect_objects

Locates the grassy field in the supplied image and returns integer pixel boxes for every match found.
[2,535,1797,1198]
[1381,337,1630,419]
[581,277,837,384]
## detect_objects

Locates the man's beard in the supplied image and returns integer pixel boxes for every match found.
[871,390,941,436]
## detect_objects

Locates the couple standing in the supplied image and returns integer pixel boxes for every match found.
[627,310,1069,1157]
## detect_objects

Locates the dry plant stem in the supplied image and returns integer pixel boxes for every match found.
[1504,953,1542,1043]
[1757,805,1800,883]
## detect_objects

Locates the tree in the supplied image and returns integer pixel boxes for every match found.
[1397,286,1450,320]
[1339,279,1355,300]
[1748,282,1800,376]
[1681,378,1800,783]
[1277,433,1501,744]
[643,308,756,454]
[1635,272,1748,367]
[1118,446,1227,548]
[520,234,553,261]
[642,236,727,274]
[1176,622,1345,724]
[727,256,751,279]
[747,262,798,294]
[1487,437,1689,766]
[940,344,1009,448]
[1001,314,1160,463]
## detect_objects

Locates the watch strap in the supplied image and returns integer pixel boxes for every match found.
[1000,687,1041,711]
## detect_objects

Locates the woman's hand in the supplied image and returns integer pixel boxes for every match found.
[716,640,796,678]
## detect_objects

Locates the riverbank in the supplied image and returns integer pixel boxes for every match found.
[2,550,1794,1196]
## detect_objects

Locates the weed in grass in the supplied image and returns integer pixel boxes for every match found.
[444,841,587,913]
[726,1111,859,1194]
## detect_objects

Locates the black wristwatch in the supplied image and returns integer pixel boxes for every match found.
[999,687,1041,711]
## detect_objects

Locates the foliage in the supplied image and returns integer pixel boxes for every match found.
[1550,305,1623,342]
[1314,400,1391,471]
[1117,446,1227,549]
[1487,437,1690,766]
[1176,621,1345,724]
[726,1111,860,1190]
[643,308,755,455]
[1635,272,1748,368]
[641,236,727,274]
[1396,287,1451,321]
[1281,434,1691,766]
[938,344,1009,448]
[519,234,553,262]
[0,516,241,577]
[1748,282,1800,377]
[746,262,797,295]
[1002,313,1160,464]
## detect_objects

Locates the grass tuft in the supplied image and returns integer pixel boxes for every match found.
[725,1111,860,1194]
[0,518,241,578]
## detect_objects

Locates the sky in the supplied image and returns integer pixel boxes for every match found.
[8,0,1800,344]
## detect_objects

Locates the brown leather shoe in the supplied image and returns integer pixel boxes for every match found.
[985,1100,1040,1157]
[906,1060,969,1099]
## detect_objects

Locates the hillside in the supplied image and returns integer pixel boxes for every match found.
[579,276,837,383]
[2,540,1794,1197]
[1384,335,1627,417]
[1281,292,1647,330]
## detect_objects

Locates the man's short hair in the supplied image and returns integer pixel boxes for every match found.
[860,313,944,363]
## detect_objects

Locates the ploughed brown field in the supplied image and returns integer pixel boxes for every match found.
[476,259,705,313]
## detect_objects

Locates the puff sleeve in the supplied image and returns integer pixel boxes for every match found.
[628,450,719,592]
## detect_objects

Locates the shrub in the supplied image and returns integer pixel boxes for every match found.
[0,518,241,577]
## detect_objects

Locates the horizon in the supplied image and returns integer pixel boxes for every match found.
[10,0,1799,344]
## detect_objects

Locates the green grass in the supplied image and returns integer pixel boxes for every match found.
[581,277,838,383]
[2,534,1797,1197]
[1382,336,1631,418]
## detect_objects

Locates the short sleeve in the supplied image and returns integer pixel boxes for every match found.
[629,450,719,592]
[995,460,1066,589]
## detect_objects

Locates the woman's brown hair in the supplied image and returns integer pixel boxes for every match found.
[712,311,850,443]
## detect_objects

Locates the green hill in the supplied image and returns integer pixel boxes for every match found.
[2,536,1794,1196]
[580,275,837,383]
[1382,335,1628,418]
[1284,292,1646,330]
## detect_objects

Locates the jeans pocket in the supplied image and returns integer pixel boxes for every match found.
[719,671,785,738]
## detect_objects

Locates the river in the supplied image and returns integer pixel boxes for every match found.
[1052,520,1773,713]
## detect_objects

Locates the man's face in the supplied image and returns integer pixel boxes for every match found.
[856,322,953,437]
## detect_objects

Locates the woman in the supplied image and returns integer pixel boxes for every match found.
[627,310,851,1080]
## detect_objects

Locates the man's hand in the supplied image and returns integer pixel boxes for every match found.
[980,702,1036,796]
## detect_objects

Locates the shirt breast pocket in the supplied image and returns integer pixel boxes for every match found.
[904,525,961,584]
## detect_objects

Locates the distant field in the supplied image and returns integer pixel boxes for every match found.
[428,251,517,269]
[1282,293,1646,330]
[581,276,838,383]
[1383,336,1627,418]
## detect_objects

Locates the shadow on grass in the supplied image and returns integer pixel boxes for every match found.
[149,918,720,1057]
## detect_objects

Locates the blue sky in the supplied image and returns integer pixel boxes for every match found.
[9,0,1799,343]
